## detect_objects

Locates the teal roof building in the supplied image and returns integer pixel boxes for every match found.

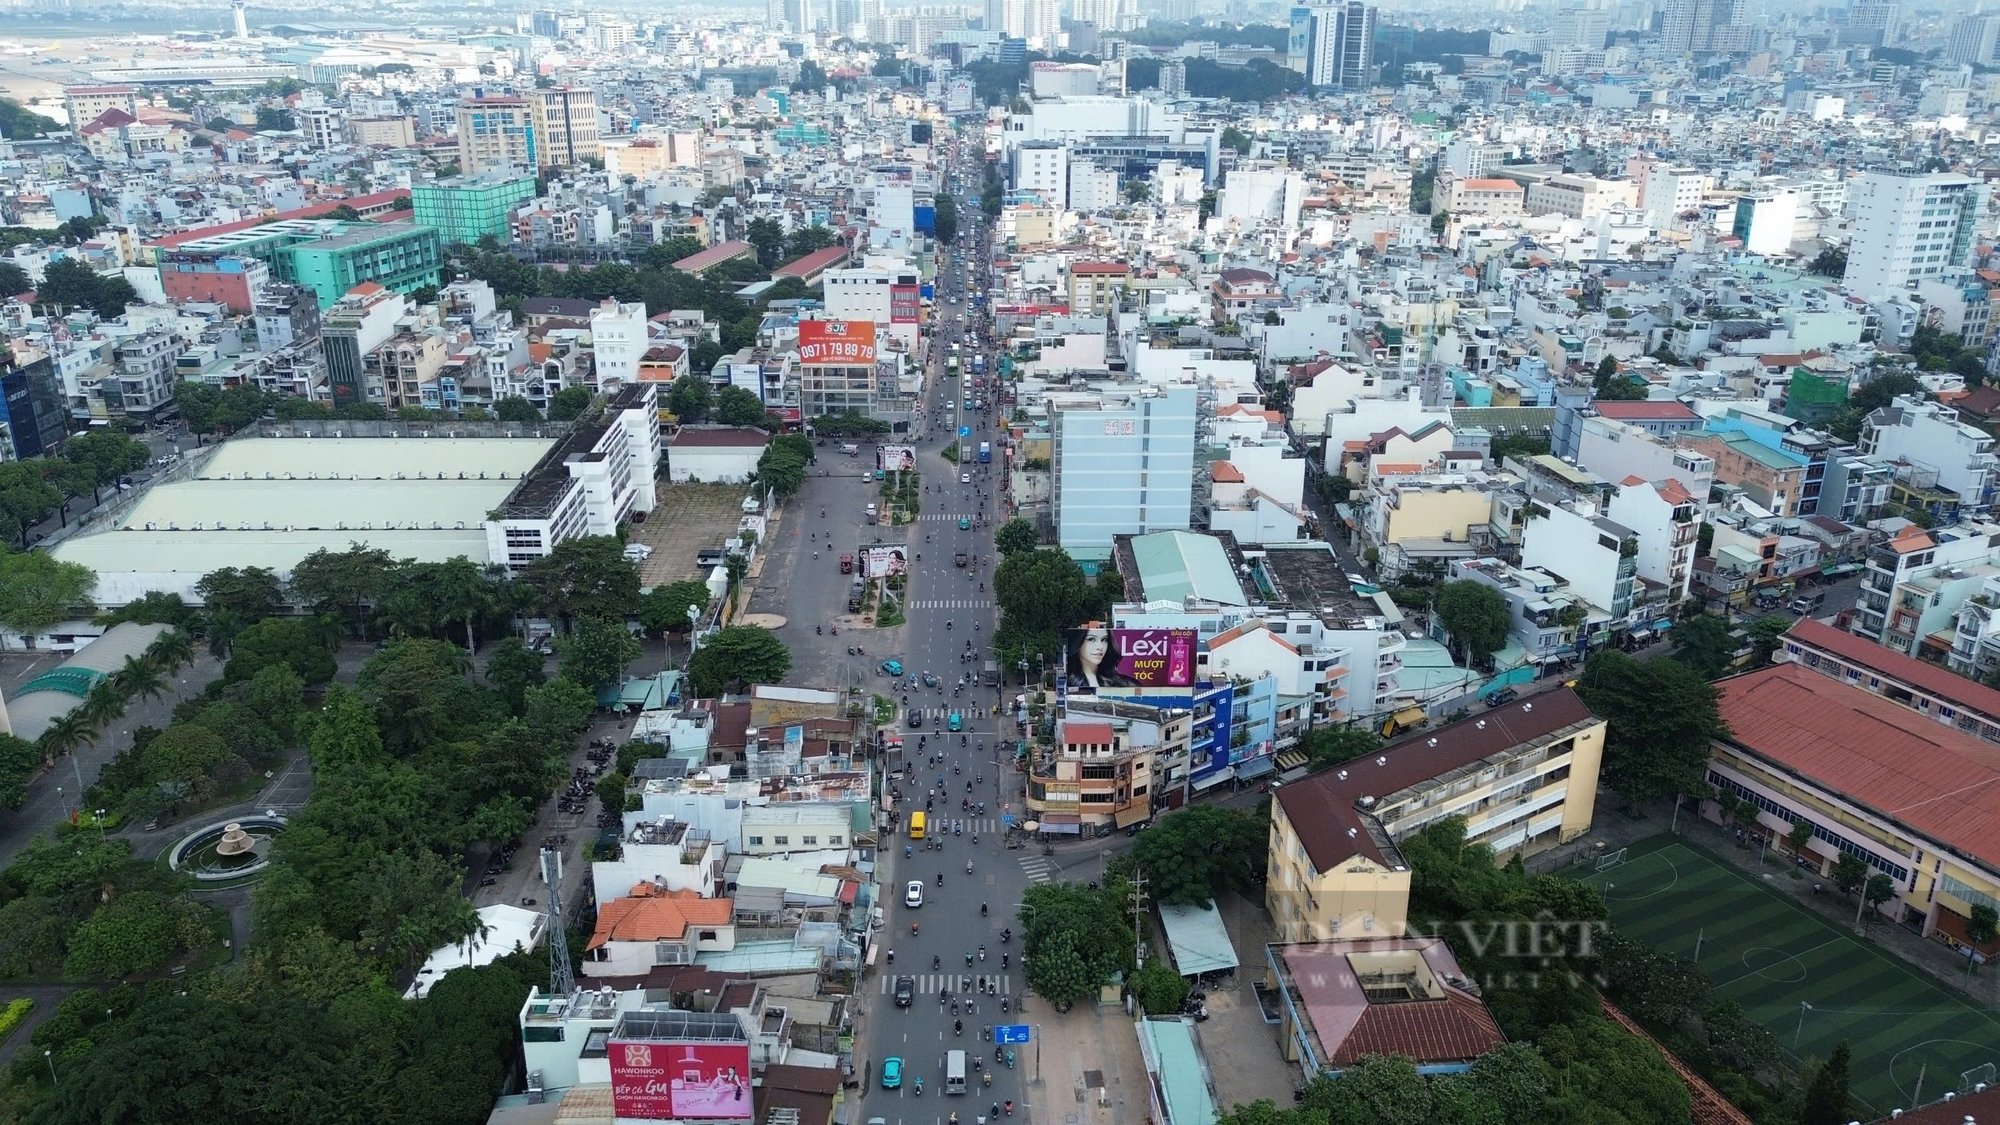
[160,219,444,308]
[412,174,538,247]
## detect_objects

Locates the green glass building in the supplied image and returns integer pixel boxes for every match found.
[159,219,444,308]
[412,174,538,247]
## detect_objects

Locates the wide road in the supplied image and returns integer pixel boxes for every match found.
[852,144,1066,1125]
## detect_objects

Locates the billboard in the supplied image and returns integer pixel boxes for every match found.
[861,545,910,578]
[878,444,916,472]
[609,1039,753,1120]
[891,284,922,323]
[798,319,877,366]
[1064,627,1198,693]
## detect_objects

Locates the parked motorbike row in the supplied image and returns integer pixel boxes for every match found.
[559,768,596,815]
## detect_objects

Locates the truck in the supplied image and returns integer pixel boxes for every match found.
[972,355,985,374]
[847,578,865,612]
[977,441,991,463]
[1379,706,1430,738]
[954,551,969,568]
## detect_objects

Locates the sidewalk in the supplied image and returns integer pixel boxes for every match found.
[1026,1001,1149,1125]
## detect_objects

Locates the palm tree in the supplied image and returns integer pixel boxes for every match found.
[35,711,98,768]
[74,680,128,730]
[111,655,168,705]
[146,629,197,677]
[202,608,245,661]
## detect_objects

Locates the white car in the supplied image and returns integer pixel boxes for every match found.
[961,473,972,484]
[905,881,925,908]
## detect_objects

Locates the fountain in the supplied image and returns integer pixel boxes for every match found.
[169,816,287,881]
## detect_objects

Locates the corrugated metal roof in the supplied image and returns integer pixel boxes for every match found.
[1717,665,2000,869]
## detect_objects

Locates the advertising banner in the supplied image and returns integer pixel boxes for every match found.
[877,444,917,472]
[1064,627,1198,693]
[861,545,911,579]
[891,284,922,324]
[609,1040,753,1120]
[798,319,878,366]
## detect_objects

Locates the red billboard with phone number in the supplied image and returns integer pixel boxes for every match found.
[609,1040,754,1120]
[798,319,877,366]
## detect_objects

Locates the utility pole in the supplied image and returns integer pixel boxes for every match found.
[1129,870,1148,971]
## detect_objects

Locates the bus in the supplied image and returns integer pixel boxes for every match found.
[909,811,927,839]
[947,357,960,374]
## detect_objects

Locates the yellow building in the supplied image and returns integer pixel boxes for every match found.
[1709,664,2000,960]
[1266,689,1605,942]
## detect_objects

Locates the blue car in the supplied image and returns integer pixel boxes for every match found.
[881,659,905,677]
[882,1056,904,1089]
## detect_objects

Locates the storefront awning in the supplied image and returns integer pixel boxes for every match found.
[1651,618,1674,632]
[1114,805,1150,829]
[1275,749,1309,772]
[1237,755,1277,780]
[1191,771,1234,792]
[1039,817,1082,835]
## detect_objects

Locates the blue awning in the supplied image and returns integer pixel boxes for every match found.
[1236,755,1277,780]
[1651,618,1674,631]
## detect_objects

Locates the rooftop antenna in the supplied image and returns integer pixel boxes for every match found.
[541,846,576,997]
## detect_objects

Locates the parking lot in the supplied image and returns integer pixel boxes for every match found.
[631,483,752,586]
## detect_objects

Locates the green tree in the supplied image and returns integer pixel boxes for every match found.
[665,374,715,422]
[37,257,134,319]
[64,430,150,500]
[1575,651,1725,806]
[557,616,642,691]
[1594,375,1649,401]
[0,548,95,632]
[686,624,793,695]
[1123,178,1152,203]
[638,580,711,636]
[522,535,640,623]
[715,385,772,428]
[784,225,839,260]
[493,396,540,423]
[1219,125,1252,154]
[934,191,959,243]
[1302,725,1381,770]
[63,890,203,980]
[1788,817,1815,855]
[755,435,811,499]
[0,260,28,296]
[1807,246,1848,277]
[288,543,396,636]
[1309,1055,1434,1123]
[1831,851,1868,894]
[0,731,39,807]
[1968,904,1999,951]
[96,591,197,629]
[1800,1041,1852,1125]
[744,217,786,267]
[1434,579,1510,667]
[547,385,593,422]
[195,564,287,622]
[1863,873,1896,916]
[225,617,338,684]
[484,636,547,713]
[1128,957,1190,1015]
[1022,927,1095,1008]
[994,547,1092,660]
[1669,613,1737,679]
[994,517,1040,556]
[1747,613,1791,665]
[354,639,490,756]
[1126,805,1266,906]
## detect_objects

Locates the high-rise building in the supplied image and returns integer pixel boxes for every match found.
[986,0,1058,45]
[770,0,816,33]
[1947,13,2000,65]
[1843,169,1988,302]
[1845,0,1901,46]
[456,95,538,173]
[1286,2,1375,90]
[412,173,539,246]
[1158,58,1187,96]
[533,87,600,169]
[1659,0,1750,56]
[1051,384,1197,560]
[0,352,68,462]
[1550,4,1608,50]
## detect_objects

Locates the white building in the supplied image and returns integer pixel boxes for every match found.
[1051,384,1197,561]
[485,382,661,569]
[588,299,648,392]
[1732,186,1800,256]
[666,426,770,484]
[1217,166,1306,232]
[1573,416,1716,500]
[1842,170,1988,302]
[1605,477,1703,608]
[1012,142,1067,208]
[1067,159,1120,213]
[1520,500,1639,627]
[1029,61,1099,97]
[1860,394,1998,511]
[1641,164,1708,230]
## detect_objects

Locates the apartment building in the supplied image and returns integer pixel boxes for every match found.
[412,173,538,246]
[1708,665,2000,963]
[1605,476,1702,608]
[1360,474,1510,582]
[1209,267,1283,326]
[1067,261,1129,316]
[1849,523,2000,656]
[1050,384,1197,561]
[485,382,661,569]
[1862,395,1998,516]
[533,86,602,169]
[1685,428,1809,517]
[1265,689,1604,942]
[1842,169,1988,302]
[456,95,538,173]
[1522,174,1636,221]
[1026,714,1166,835]
[1519,500,1639,630]
[1439,177,1525,222]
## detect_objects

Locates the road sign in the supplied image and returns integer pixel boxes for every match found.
[994,1024,1032,1044]
[959,426,972,438]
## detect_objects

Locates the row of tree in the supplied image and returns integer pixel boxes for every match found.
[0,429,150,570]
[989,518,1119,681]
[173,378,599,440]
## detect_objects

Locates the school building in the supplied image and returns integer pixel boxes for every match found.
[1706,663,2000,963]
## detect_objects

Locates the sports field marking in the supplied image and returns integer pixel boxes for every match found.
[1889,1039,2000,1104]
[1710,935,1846,989]
[1599,851,1682,901]
[1734,946,1808,984]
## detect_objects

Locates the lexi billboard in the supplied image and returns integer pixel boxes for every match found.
[1062,627,1198,693]
[608,1039,754,1120]
[798,319,877,366]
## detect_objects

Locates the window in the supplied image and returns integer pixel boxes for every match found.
[802,835,818,846]
[773,835,789,845]
[748,836,764,846]
[828,835,844,845]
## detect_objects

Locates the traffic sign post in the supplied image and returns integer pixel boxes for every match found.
[959,425,972,438]
[994,1024,1031,1044]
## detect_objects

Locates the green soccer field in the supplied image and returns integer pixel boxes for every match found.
[1578,835,2000,1117]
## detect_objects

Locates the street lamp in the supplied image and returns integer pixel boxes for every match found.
[43,1049,55,1085]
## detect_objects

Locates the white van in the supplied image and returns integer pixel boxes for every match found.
[839,443,860,455]
[945,1050,967,1094]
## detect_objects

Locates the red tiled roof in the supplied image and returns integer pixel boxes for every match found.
[148,189,412,248]
[773,244,849,279]
[1878,1085,2000,1125]
[1717,663,2000,869]
[1785,618,2000,722]
[1062,721,1115,744]
[1275,939,1505,1068]
[1592,400,1699,422]
[1070,261,1130,276]
[1275,689,1597,869]
[674,240,754,271]
[1209,460,1245,483]
[1335,990,1503,1066]
[670,425,771,448]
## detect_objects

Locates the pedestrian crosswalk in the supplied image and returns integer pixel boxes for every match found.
[880,972,1015,996]
[912,599,994,610]
[916,513,986,522]
[905,816,1007,835]
[1018,855,1059,884]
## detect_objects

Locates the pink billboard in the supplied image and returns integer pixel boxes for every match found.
[1064,627,1197,692]
[609,1040,754,1120]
